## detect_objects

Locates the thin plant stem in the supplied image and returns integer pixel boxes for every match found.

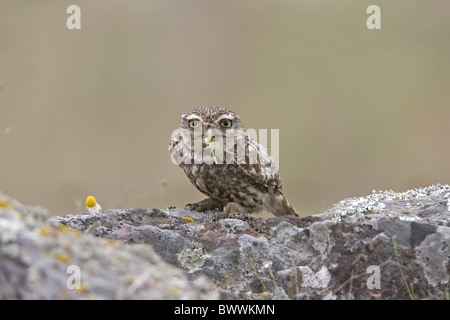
[392,235,415,300]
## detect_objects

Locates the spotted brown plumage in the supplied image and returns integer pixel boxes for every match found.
[169,106,298,217]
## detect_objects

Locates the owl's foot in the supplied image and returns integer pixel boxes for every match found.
[223,202,249,217]
[185,198,224,212]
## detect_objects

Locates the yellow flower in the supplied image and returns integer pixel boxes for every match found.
[86,195,102,214]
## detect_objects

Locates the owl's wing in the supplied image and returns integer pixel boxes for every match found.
[230,133,282,191]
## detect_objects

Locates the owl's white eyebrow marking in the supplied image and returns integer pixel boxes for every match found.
[184,114,203,121]
[215,114,234,122]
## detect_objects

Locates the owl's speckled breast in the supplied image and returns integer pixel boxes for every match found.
[181,163,266,210]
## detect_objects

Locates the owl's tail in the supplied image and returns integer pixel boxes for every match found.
[268,191,299,217]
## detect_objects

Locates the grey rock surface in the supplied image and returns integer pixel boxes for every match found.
[2,184,449,299]
[0,194,215,299]
[50,184,450,299]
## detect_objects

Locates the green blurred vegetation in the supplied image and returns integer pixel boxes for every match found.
[1,0,449,216]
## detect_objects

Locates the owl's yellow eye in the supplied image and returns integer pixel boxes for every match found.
[220,119,232,128]
[189,120,200,128]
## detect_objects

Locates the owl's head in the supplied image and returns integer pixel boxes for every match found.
[170,106,251,165]
[180,106,245,135]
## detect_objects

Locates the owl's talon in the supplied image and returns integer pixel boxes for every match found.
[185,198,224,212]
[185,203,198,210]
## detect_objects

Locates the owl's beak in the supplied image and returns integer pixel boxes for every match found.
[204,128,216,144]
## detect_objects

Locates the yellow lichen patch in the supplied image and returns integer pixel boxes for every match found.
[39,227,51,237]
[56,253,72,264]
[57,225,72,233]
[75,284,87,294]
[125,274,135,284]
[15,211,24,219]
[57,225,82,238]
[395,193,412,200]
[183,216,195,223]
[171,286,181,299]
[0,199,12,209]
[107,239,121,247]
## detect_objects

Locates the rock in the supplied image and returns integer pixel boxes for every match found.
[0,195,216,299]
[2,184,450,299]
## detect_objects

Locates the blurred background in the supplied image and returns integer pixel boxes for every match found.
[1,0,449,217]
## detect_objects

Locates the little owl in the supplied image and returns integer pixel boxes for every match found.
[169,106,298,217]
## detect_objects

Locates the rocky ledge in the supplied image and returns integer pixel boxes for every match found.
[1,185,449,299]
